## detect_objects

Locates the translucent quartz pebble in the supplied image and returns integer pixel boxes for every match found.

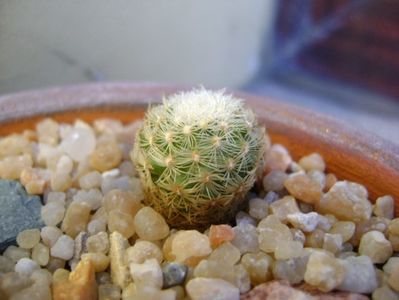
[134,207,169,241]
[317,181,372,222]
[87,231,109,254]
[269,196,300,222]
[263,144,292,173]
[351,217,390,246]
[162,262,188,288]
[231,224,259,254]
[388,264,399,292]
[32,242,50,266]
[262,170,288,192]
[41,226,62,247]
[208,224,235,248]
[323,233,343,255]
[383,257,399,275]
[171,230,212,264]
[61,202,91,238]
[16,228,41,249]
[359,230,393,264]
[337,255,378,294]
[0,271,33,298]
[305,228,325,248]
[193,259,235,283]
[373,195,394,220]
[304,251,345,292]
[56,155,73,174]
[0,154,33,180]
[372,286,399,300]
[241,251,273,285]
[0,255,14,273]
[272,255,309,285]
[45,191,66,205]
[129,258,163,289]
[125,240,163,264]
[41,201,65,226]
[20,167,48,195]
[36,118,59,145]
[3,246,30,263]
[235,211,257,227]
[87,219,106,235]
[0,134,31,158]
[308,170,326,190]
[298,153,326,172]
[59,126,96,162]
[274,240,304,260]
[234,264,251,294]
[284,172,323,204]
[103,189,142,216]
[81,253,110,273]
[290,228,306,245]
[14,258,40,276]
[248,198,269,220]
[79,171,102,189]
[108,210,136,238]
[51,234,75,260]
[258,215,292,253]
[98,283,121,300]
[286,212,321,232]
[73,188,103,211]
[209,242,241,266]
[186,277,240,300]
[329,221,356,243]
[90,141,123,172]
[50,170,72,192]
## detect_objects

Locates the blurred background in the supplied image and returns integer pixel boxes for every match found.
[0,0,398,143]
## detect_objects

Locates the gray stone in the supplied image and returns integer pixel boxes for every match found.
[162,262,188,288]
[0,180,44,252]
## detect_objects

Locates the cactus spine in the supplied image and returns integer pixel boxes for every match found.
[132,89,266,228]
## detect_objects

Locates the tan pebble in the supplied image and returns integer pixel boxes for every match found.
[263,144,292,174]
[90,141,122,172]
[324,173,337,192]
[186,277,240,300]
[272,255,309,285]
[304,251,345,292]
[241,251,273,285]
[323,233,343,255]
[3,245,30,263]
[373,195,395,219]
[109,231,131,288]
[329,221,355,243]
[32,242,50,266]
[82,253,110,273]
[298,153,325,172]
[351,217,390,246]
[171,230,211,265]
[61,202,91,238]
[0,154,33,180]
[317,181,372,222]
[20,167,47,194]
[193,259,235,283]
[359,230,392,264]
[87,231,109,254]
[284,172,323,204]
[134,207,169,241]
[129,258,163,289]
[372,285,399,300]
[274,240,304,260]
[125,240,163,265]
[98,283,121,300]
[388,265,399,292]
[53,268,70,284]
[269,196,300,222]
[209,242,240,266]
[36,118,59,145]
[16,228,41,249]
[262,170,288,192]
[103,189,142,216]
[258,215,292,253]
[389,218,399,235]
[305,228,325,248]
[52,259,97,300]
[108,210,136,238]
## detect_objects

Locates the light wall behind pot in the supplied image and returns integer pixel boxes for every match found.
[0,0,275,94]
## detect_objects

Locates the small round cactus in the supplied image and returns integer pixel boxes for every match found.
[132,89,266,229]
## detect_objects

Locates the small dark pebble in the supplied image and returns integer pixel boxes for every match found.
[0,180,44,252]
[162,262,188,288]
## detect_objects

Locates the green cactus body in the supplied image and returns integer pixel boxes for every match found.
[132,89,266,229]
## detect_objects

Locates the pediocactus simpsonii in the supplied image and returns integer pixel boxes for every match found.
[132,89,267,228]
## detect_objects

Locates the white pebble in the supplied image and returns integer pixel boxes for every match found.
[56,155,74,174]
[51,235,74,260]
[248,198,268,220]
[186,277,240,300]
[287,212,321,232]
[15,258,40,276]
[87,219,107,235]
[59,127,96,162]
[45,191,66,205]
[73,188,103,210]
[101,176,132,195]
[41,226,62,247]
[129,258,163,289]
[79,171,102,189]
[41,202,65,226]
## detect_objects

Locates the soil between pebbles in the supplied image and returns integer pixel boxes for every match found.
[0,117,398,300]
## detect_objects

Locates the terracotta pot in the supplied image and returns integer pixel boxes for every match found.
[0,82,398,216]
